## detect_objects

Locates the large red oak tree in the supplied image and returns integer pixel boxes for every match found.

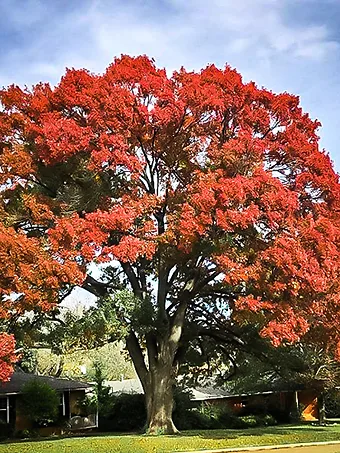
[1,55,340,432]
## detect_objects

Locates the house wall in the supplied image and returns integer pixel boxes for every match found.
[220,390,319,421]
[14,389,87,433]
[229,392,293,414]
[15,396,33,431]
[194,391,311,421]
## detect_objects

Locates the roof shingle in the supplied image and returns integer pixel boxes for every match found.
[0,372,91,395]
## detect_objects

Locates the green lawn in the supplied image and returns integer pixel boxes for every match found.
[1,425,340,453]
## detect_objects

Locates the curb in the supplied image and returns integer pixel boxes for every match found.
[176,440,340,453]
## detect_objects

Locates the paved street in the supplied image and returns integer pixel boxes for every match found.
[257,447,340,453]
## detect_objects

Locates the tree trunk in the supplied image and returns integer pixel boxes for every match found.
[145,364,178,435]
[318,392,326,425]
[126,300,188,435]
[55,355,64,377]
[126,331,181,434]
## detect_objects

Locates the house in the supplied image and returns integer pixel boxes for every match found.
[106,378,319,422]
[0,371,98,435]
[191,386,319,421]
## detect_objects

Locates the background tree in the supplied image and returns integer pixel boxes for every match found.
[1,55,340,432]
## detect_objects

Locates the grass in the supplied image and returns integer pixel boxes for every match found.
[1,424,340,453]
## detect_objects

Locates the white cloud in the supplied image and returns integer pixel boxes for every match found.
[1,0,340,167]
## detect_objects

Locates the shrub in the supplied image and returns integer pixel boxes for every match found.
[20,379,59,427]
[325,389,340,418]
[185,409,219,429]
[173,388,196,430]
[262,414,277,426]
[194,402,246,429]
[99,393,146,432]
[112,393,146,431]
[216,405,248,429]
[239,414,276,428]
[239,415,259,427]
[14,428,39,439]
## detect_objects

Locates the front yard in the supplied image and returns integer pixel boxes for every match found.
[1,424,340,453]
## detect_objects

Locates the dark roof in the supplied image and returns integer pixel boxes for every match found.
[105,379,306,402]
[192,386,300,401]
[0,372,91,395]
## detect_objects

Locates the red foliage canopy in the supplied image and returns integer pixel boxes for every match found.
[1,55,340,371]
[0,333,17,382]
[0,182,83,381]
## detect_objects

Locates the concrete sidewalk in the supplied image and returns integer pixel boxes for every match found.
[177,440,340,453]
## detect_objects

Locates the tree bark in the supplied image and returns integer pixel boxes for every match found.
[55,354,64,377]
[145,363,178,434]
[124,257,189,435]
[127,333,180,434]
[318,392,326,425]
[126,320,186,434]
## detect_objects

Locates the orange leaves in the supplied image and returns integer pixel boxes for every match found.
[235,295,273,313]
[49,193,159,264]
[53,68,96,110]
[22,193,55,224]
[103,236,157,263]
[0,145,35,184]
[0,333,18,382]
[0,223,83,317]
[89,133,143,176]
[261,309,310,347]
[38,113,93,163]
[215,255,260,286]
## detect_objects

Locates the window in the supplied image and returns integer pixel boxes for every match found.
[0,397,9,423]
[59,393,66,417]
[241,397,249,408]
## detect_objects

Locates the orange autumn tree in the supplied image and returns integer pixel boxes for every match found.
[0,202,83,381]
[1,55,340,432]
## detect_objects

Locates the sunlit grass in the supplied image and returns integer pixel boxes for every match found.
[1,424,340,453]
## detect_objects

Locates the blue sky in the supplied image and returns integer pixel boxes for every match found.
[1,0,340,170]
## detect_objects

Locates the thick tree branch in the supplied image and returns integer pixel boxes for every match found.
[126,331,148,390]
[120,262,142,297]
[146,332,159,367]
[82,275,120,297]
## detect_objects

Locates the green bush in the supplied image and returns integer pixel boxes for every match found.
[198,401,222,421]
[172,388,196,430]
[185,409,219,429]
[194,402,245,430]
[20,379,59,427]
[97,388,278,432]
[238,398,289,425]
[325,389,340,418]
[239,415,258,427]
[99,393,146,432]
[218,409,247,429]
[14,428,39,439]
[239,414,276,427]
